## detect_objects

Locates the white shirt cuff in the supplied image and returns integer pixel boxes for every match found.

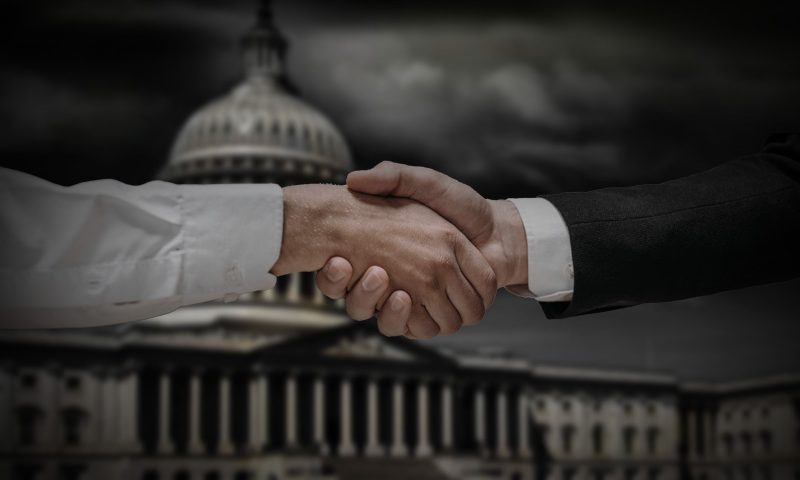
[507,198,574,302]
[178,183,283,305]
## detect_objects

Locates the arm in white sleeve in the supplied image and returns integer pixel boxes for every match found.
[0,167,283,329]
[507,197,574,302]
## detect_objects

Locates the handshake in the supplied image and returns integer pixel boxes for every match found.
[271,162,529,340]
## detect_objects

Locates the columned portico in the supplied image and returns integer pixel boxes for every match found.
[474,385,487,454]
[518,389,532,458]
[246,371,264,453]
[390,379,408,457]
[118,365,142,452]
[338,376,356,456]
[313,375,328,455]
[188,369,204,454]
[217,372,234,455]
[415,381,433,457]
[441,382,454,451]
[285,372,298,448]
[495,387,510,459]
[365,376,383,456]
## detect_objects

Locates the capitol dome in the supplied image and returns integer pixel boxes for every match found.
[159,2,352,185]
[157,1,351,320]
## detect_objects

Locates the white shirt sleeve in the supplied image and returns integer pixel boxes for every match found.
[506,197,574,302]
[0,167,283,328]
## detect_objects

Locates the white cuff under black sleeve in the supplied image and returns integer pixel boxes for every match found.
[506,197,574,302]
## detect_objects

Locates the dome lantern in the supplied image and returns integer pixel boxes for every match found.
[241,0,290,87]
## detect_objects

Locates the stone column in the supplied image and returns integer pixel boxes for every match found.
[217,372,234,455]
[247,372,262,453]
[518,389,532,458]
[390,379,408,457]
[261,287,276,302]
[313,375,328,455]
[441,382,453,451]
[687,409,697,459]
[285,373,298,448]
[287,272,302,303]
[365,377,383,456]
[474,386,486,453]
[118,364,141,452]
[313,280,327,306]
[99,369,118,449]
[339,376,356,456]
[496,387,510,458]
[415,381,432,457]
[188,370,204,454]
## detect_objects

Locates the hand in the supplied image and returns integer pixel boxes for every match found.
[315,257,413,336]
[271,184,497,338]
[346,162,529,288]
[316,162,528,334]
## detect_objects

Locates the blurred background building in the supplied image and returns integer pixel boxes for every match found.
[0,2,798,480]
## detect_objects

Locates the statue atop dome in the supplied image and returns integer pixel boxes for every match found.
[241,0,297,93]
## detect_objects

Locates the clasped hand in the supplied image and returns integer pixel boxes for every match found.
[271,162,528,340]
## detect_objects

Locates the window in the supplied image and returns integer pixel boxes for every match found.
[17,405,42,446]
[65,376,81,391]
[175,471,190,480]
[59,464,86,480]
[62,408,86,446]
[760,430,772,453]
[623,402,633,415]
[623,427,637,456]
[646,403,657,415]
[592,469,606,480]
[648,468,661,480]
[561,425,575,454]
[721,433,734,455]
[143,470,159,480]
[562,399,572,412]
[14,465,42,480]
[647,428,660,454]
[592,424,604,455]
[20,374,37,389]
[740,432,752,455]
[624,468,638,480]
[562,468,576,480]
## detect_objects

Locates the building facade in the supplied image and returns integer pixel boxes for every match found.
[1,2,798,480]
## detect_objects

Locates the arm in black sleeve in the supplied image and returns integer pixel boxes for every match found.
[540,133,800,318]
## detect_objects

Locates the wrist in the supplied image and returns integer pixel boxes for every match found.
[488,199,529,288]
[271,185,334,275]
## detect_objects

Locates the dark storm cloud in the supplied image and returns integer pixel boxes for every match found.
[287,17,800,197]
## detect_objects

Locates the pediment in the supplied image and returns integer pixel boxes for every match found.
[322,334,416,362]
[261,322,456,366]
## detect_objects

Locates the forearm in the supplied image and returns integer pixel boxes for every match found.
[0,168,282,327]
[543,134,800,317]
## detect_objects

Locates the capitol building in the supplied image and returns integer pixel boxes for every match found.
[0,2,798,480]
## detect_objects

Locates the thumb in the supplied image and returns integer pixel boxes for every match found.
[347,161,492,243]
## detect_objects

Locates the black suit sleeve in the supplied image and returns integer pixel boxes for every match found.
[540,133,800,318]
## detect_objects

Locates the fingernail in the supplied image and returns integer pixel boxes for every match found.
[362,269,382,292]
[325,262,346,282]
[390,295,406,311]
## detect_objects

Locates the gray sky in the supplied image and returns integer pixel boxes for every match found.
[1,0,798,381]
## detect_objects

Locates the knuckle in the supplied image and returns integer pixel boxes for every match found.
[439,313,463,336]
[408,316,439,339]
